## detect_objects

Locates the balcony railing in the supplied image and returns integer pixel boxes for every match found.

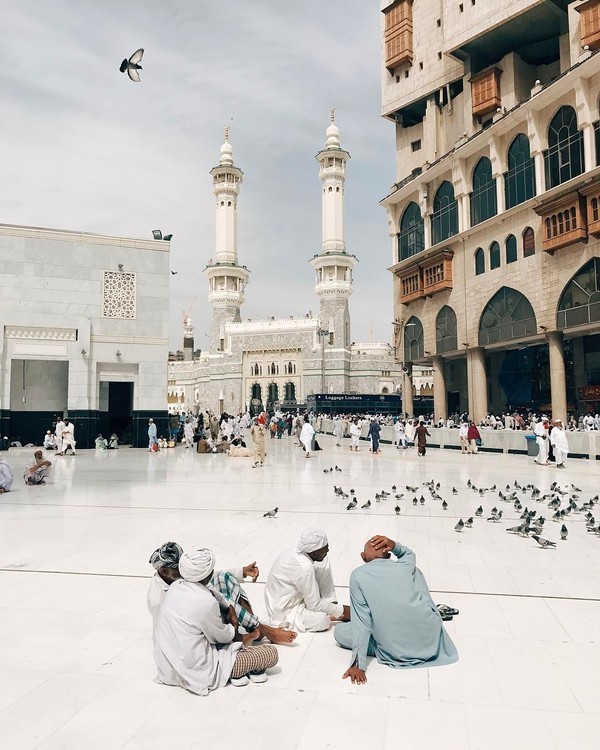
[399,267,424,304]
[422,250,454,296]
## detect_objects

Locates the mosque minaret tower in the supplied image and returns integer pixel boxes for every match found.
[310,110,356,356]
[204,128,250,352]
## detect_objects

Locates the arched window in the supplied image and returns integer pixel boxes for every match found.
[284,382,296,402]
[545,105,584,189]
[475,247,485,275]
[398,201,424,260]
[435,306,458,354]
[403,316,424,361]
[381,386,389,394]
[557,258,600,328]
[523,227,535,257]
[479,287,537,345]
[489,241,501,270]
[505,234,517,264]
[505,134,536,208]
[431,181,458,244]
[470,157,497,226]
[251,383,262,401]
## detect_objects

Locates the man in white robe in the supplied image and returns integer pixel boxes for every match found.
[153,547,278,694]
[349,419,361,451]
[264,528,349,632]
[24,450,52,485]
[183,420,194,449]
[0,457,14,493]
[550,419,569,468]
[59,419,76,456]
[534,416,549,465]
[54,418,65,454]
[299,417,315,458]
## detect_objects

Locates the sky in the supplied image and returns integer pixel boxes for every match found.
[0,0,396,349]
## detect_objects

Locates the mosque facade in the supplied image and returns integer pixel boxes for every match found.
[168,116,406,415]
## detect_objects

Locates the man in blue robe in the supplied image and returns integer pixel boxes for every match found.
[335,535,458,684]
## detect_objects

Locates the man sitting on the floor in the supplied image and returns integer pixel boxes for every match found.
[23,450,52,485]
[264,527,350,632]
[0,456,14,494]
[335,535,458,684]
[147,542,296,645]
[153,547,279,694]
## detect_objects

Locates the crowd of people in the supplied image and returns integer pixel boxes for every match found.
[148,529,457,694]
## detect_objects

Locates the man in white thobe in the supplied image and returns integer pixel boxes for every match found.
[59,420,76,455]
[0,457,14,493]
[300,417,315,458]
[183,420,194,449]
[332,417,343,446]
[550,419,569,468]
[24,450,52,485]
[54,418,65,454]
[264,528,349,632]
[534,416,549,465]
[153,547,278,694]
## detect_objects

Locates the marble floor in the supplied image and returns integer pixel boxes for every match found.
[1,436,599,749]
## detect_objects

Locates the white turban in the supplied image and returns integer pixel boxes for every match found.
[178,547,216,582]
[297,527,328,554]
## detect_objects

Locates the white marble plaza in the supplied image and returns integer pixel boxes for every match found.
[1,436,599,749]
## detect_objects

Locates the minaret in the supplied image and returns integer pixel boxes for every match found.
[309,110,357,350]
[183,314,194,361]
[204,128,250,352]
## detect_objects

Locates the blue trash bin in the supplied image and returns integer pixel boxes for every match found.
[525,435,537,457]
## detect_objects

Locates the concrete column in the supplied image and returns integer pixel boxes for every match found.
[457,193,469,232]
[532,151,545,194]
[494,173,505,214]
[547,330,567,422]
[432,355,447,421]
[402,369,414,418]
[467,347,488,422]
[423,214,432,249]
[582,123,595,173]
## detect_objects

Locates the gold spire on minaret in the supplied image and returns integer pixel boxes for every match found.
[224,126,229,142]
[330,107,335,124]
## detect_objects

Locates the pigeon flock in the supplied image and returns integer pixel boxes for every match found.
[260,468,597,553]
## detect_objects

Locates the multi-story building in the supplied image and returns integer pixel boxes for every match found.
[381,0,600,421]
[168,116,403,415]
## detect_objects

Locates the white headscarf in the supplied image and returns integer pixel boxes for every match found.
[297,527,328,554]
[178,547,216,582]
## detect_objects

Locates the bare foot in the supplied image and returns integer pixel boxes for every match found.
[242,630,260,648]
[260,623,298,645]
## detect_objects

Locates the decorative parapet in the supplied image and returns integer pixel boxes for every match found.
[4,326,77,341]
[534,191,588,254]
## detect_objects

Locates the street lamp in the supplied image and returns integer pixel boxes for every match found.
[391,320,416,417]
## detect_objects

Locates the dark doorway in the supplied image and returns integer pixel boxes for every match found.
[107,382,133,443]
[447,391,460,414]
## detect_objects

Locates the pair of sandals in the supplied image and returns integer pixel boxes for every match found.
[437,604,459,621]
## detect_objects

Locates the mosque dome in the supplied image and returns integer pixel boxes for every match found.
[220,128,234,166]
[326,109,340,149]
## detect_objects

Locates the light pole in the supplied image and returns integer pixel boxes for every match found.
[317,328,329,393]
[391,319,415,416]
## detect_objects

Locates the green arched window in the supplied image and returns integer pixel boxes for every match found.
[505,234,517,264]
[436,306,457,354]
[403,316,424,361]
[505,134,536,208]
[557,258,600,329]
[544,106,584,189]
[431,181,458,244]
[479,287,537,345]
[470,157,497,226]
[398,202,424,260]
[475,247,485,275]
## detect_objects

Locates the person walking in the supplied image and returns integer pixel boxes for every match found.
[250,417,266,467]
[332,416,343,447]
[300,415,316,458]
[148,418,158,452]
[467,421,481,454]
[414,418,430,457]
[368,419,382,454]
[550,419,569,468]
[59,419,76,456]
[349,418,361,451]
[533,416,549,465]
[459,421,469,453]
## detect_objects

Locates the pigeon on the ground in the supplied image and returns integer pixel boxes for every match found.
[487,510,503,522]
[406,485,418,492]
[475,505,483,516]
[395,504,401,515]
[506,525,523,534]
[420,497,425,505]
[263,507,278,518]
[452,487,458,494]
[391,485,397,491]
[532,534,556,548]
[119,48,144,82]
[361,500,371,509]
[335,465,342,472]
[442,500,448,510]
[350,489,355,495]
[323,469,329,474]
[346,498,357,510]
[412,497,418,506]
[560,524,568,540]
[455,519,464,532]
[465,517,473,528]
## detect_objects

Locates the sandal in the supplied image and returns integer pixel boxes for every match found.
[437,604,460,617]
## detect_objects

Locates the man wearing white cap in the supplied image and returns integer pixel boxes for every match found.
[550,419,569,468]
[264,527,350,632]
[153,547,279,694]
[533,416,549,465]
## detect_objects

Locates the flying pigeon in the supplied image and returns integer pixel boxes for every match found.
[361,500,371,509]
[346,499,357,510]
[395,504,401,515]
[171,270,178,275]
[263,507,278,518]
[119,48,144,82]
[455,519,464,532]
[560,524,568,540]
[532,534,556,549]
